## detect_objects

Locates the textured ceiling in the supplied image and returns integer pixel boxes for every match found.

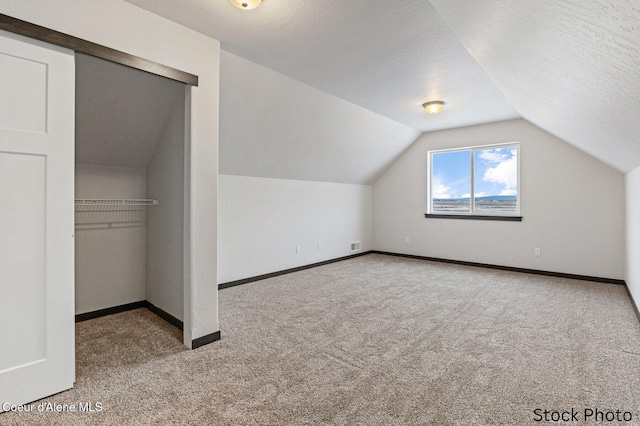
[428,0,640,173]
[121,0,640,177]
[76,53,184,168]
[124,0,519,132]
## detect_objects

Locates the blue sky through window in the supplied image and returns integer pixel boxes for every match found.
[432,146,517,200]
[432,150,470,199]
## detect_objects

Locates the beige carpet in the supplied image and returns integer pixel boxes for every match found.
[2,254,640,425]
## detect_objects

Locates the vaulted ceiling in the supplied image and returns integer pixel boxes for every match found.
[76,53,184,168]
[429,0,640,173]
[125,0,640,178]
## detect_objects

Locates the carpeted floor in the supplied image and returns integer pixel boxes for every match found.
[2,253,640,425]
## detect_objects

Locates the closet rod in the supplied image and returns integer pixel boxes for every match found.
[75,199,159,206]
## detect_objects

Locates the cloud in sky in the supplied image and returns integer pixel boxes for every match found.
[482,149,517,193]
[432,175,452,198]
[500,188,517,196]
[479,149,507,163]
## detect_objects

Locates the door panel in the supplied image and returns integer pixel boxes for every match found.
[0,153,46,372]
[0,29,75,410]
[0,52,48,133]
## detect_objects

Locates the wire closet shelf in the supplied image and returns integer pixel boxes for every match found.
[74,199,159,210]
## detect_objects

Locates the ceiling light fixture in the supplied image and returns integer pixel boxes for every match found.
[422,101,445,114]
[230,0,262,10]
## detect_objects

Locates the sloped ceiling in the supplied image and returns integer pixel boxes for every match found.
[220,51,420,185]
[125,0,518,132]
[123,0,519,184]
[428,0,640,173]
[75,53,184,168]
[123,0,640,179]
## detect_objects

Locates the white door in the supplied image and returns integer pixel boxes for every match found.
[0,30,75,409]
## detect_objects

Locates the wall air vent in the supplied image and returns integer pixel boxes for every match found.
[350,241,361,252]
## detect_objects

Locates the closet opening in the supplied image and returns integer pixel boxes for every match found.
[73,53,188,342]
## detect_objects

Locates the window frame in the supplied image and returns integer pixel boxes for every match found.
[426,142,521,220]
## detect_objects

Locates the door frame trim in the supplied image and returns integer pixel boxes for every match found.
[0,13,198,86]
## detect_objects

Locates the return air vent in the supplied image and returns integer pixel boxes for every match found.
[350,241,361,252]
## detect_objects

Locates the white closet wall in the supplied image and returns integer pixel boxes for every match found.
[75,165,147,314]
[146,97,185,321]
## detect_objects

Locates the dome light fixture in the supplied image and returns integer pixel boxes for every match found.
[422,100,445,114]
[230,0,262,10]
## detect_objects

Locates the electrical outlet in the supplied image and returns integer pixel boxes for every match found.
[317,242,321,250]
[405,237,410,244]
[534,248,541,257]
[296,245,301,254]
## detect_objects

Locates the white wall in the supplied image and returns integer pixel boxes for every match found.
[75,164,147,314]
[374,119,625,280]
[1,0,220,346]
[147,98,185,321]
[218,175,372,283]
[218,50,406,284]
[626,167,640,308]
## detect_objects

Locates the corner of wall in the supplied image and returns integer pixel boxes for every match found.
[625,166,640,313]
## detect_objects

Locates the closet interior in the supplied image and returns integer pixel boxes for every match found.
[74,53,186,333]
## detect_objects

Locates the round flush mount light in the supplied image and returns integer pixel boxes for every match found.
[422,101,445,114]
[230,0,262,10]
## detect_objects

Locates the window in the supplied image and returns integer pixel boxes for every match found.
[427,142,520,220]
